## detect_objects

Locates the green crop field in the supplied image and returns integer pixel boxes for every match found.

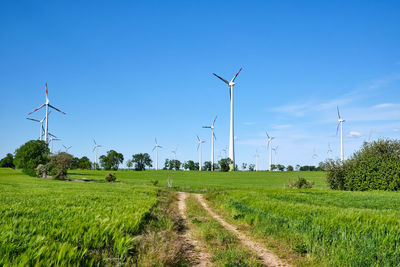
[1,167,399,266]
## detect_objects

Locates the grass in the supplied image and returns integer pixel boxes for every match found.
[185,195,263,266]
[2,167,400,266]
[0,168,158,265]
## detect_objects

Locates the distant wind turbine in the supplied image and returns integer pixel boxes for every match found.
[203,116,217,171]
[63,145,72,153]
[26,111,51,141]
[152,138,162,170]
[255,150,260,171]
[312,149,318,167]
[49,133,61,153]
[327,143,333,160]
[213,68,243,171]
[172,144,178,161]
[197,135,206,171]
[266,132,275,171]
[272,146,278,166]
[93,140,102,169]
[28,83,66,144]
[336,106,345,164]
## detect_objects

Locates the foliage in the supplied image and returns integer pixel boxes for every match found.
[14,140,49,176]
[241,163,247,170]
[277,164,285,171]
[78,156,92,169]
[0,153,14,168]
[326,139,400,191]
[167,159,181,171]
[248,164,255,171]
[183,160,197,171]
[132,153,152,171]
[126,159,133,169]
[270,164,277,171]
[0,168,157,265]
[105,173,117,182]
[99,150,124,170]
[218,158,232,172]
[287,177,314,189]
[203,161,217,171]
[45,152,74,179]
[299,165,322,171]
[286,165,294,171]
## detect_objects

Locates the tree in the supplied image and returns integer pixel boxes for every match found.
[270,164,277,171]
[204,161,212,171]
[126,159,133,169]
[169,159,181,170]
[163,159,170,170]
[242,163,247,170]
[132,153,152,171]
[183,160,197,171]
[99,150,124,170]
[0,153,14,168]
[295,164,301,171]
[78,156,92,169]
[277,164,285,171]
[248,164,255,171]
[218,158,232,172]
[286,165,294,171]
[14,140,49,176]
[45,152,73,179]
[70,157,80,169]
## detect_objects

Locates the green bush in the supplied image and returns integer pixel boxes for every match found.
[287,177,314,189]
[105,173,117,182]
[14,140,49,176]
[326,139,400,191]
[46,152,73,179]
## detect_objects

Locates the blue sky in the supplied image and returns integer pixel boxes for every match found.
[1,0,400,169]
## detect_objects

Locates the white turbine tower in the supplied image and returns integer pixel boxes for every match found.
[266,132,275,171]
[213,68,243,171]
[327,143,333,160]
[93,140,102,169]
[272,146,278,166]
[152,138,162,170]
[63,145,72,153]
[312,149,318,167]
[172,145,178,161]
[203,116,217,171]
[28,83,66,144]
[336,106,345,164]
[255,150,260,171]
[197,135,206,171]
[49,134,61,153]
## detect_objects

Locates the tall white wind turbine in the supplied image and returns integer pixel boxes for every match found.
[213,68,242,171]
[203,116,217,171]
[312,149,318,167]
[28,83,66,144]
[272,146,278,166]
[197,135,206,171]
[152,138,162,170]
[336,106,345,164]
[266,132,275,171]
[93,140,102,169]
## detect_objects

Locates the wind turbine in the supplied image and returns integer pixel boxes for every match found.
[26,111,52,141]
[203,116,217,171]
[222,146,228,158]
[213,68,243,171]
[255,150,260,171]
[336,106,345,164]
[49,133,61,153]
[28,83,66,144]
[171,144,178,161]
[197,135,206,171]
[93,140,102,169]
[272,146,278,166]
[327,143,333,160]
[63,145,72,153]
[312,149,318,167]
[266,132,275,171]
[152,138,162,170]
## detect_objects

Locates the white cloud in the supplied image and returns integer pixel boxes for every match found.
[373,103,395,109]
[348,131,362,138]
[272,124,292,130]
[243,122,256,126]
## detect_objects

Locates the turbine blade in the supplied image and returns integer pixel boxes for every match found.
[197,143,200,151]
[337,106,341,119]
[213,73,229,85]
[336,122,340,136]
[231,67,243,82]
[197,135,200,141]
[94,139,97,145]
[266,131,270,139]
[213,116,218,126]
[28,104,45,115]
[152,146,156,152]
[26,118,41,122]
[213,132,217,140]
[155,138,158,145]
[203,126,211,128]
[48,104,66,115]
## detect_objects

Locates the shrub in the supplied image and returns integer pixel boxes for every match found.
[326,139,400,191]
[45,152,73,179]
[287,177,314,189]
[105,173,117,182]
[14,140,49,176]
[0,153,15,168]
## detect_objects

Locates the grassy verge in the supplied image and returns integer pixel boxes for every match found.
[134,190,192,266]
[185,194,263,266]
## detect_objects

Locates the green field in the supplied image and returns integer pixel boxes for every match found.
[1,168,400,266]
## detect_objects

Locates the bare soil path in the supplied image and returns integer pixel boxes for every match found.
[177,192,213,267]
[195,193,290,267]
